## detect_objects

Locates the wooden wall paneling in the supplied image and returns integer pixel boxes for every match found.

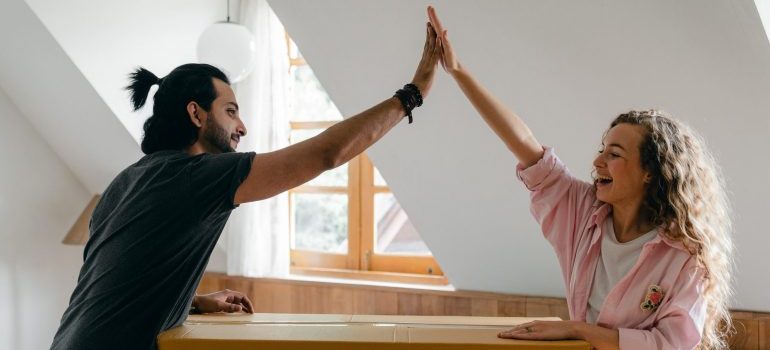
[470,298,498,316]
[196,275,225,293]
[252,281,292,313]
[418,294,446,316]
[397,293,420,315]
[323,287,355,314]
[525,297,570,321]
[444,296,472,316]
[195,273,770,349]
[758,318,769,350]
[352,289,398,315]
[729,312,758,350]
[496,298,527,317]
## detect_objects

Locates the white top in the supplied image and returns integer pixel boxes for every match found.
[585,217,658,324]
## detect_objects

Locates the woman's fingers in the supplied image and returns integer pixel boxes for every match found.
[442,30,451,51]
[427,6,445,34]
[499,322,535,339]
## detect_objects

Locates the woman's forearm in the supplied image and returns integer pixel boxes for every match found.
[574,323,619,350]
[450,68,543,167]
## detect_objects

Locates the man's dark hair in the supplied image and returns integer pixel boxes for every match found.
[125,63,230,154]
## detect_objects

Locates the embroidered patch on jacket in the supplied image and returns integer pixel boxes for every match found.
[640,285,665,312]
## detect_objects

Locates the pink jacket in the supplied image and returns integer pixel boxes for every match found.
[517,147,706,350]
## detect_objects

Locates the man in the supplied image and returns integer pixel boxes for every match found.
[50,23,439,350]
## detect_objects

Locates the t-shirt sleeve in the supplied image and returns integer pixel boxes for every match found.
[187,151,256,216]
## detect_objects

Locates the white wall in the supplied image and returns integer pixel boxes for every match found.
[0,0,142,195]
[269,0,770,312]
[25,0,236,143]
[0,87,89,350]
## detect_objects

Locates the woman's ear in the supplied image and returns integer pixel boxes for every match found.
[187,102,203,128]
[643,172,653,184]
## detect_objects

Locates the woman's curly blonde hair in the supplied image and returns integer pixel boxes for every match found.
[610,110,734,349]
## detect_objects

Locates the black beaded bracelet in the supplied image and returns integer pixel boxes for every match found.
[393,83,423,124]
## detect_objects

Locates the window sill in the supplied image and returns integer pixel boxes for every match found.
[288,267,453,291]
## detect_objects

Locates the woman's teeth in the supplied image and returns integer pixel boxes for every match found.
[597,175,613,184]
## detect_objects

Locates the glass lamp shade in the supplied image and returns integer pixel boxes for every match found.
[197,22,257,83]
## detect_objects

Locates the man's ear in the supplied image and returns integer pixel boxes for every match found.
[186,101,204,128]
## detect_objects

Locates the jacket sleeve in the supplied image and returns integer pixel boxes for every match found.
[516,147,597,281]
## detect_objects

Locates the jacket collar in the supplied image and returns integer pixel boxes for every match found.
[588,203,689,253]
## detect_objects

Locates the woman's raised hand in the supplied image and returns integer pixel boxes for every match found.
[428,6,462,75]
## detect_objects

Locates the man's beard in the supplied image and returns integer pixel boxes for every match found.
[203,117,235,153]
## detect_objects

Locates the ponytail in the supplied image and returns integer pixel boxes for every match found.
[126,67,161,111]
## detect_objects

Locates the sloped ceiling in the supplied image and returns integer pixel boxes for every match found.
[0,0,141,194]
[23,0,229,143]
[4,0,770,312]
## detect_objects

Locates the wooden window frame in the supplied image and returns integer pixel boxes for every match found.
[285,34,445,285]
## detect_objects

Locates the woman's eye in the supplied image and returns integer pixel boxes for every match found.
[610,153,620,158]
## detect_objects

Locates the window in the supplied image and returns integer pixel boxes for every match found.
[285,34,445,284]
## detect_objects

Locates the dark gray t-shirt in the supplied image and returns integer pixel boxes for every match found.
[51,150,255,350]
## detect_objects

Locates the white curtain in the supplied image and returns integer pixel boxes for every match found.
[220,0,290,278]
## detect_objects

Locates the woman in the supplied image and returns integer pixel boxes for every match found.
[426,6,733,350]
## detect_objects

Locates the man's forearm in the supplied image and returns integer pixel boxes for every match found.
[317,97,406,169]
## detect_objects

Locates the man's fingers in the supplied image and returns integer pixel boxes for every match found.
[428,24,438,61]
[432,27,440,55]
[219,301,243,313]
[422,22,431,60]
[231,294,254,314]
[241,295,255,314]
[227,292,252,313]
